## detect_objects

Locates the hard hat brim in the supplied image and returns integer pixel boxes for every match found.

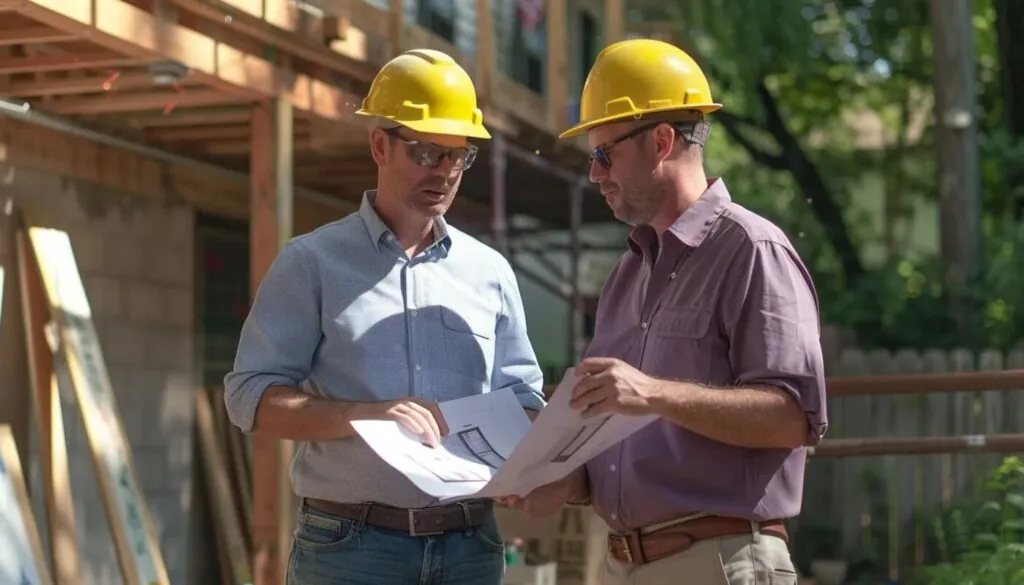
[356,109,492,140]
[558,103,723,140]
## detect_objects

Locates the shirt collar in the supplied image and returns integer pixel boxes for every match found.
[627,178,731,256]
[358,190,452,254]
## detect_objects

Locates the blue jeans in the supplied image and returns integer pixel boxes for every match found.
[287,502,506,585]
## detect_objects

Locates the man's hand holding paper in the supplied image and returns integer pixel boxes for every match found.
[350,397,449,447]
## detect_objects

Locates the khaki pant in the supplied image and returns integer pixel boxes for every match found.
[599,524,799,585]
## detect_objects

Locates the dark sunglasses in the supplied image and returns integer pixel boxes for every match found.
[589,122,661,169]
[384,126,478,171]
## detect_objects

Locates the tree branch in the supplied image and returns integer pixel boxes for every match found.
[753,79,866,284]
[716,112,787,170]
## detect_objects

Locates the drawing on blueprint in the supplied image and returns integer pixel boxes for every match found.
[548,415,611,463]
[450,427,507,469]
[402,451,490,483]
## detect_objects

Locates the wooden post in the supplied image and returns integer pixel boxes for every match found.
[248,97,294,585]
[388,0,403,57]
[545,0,568,133]
[0,205,31,478]
[475,0,494,103]
[568,177,585,363]
[603,0,624,45]
[16,225,83,585]
[490,131,508,257]
[930,0,982,335]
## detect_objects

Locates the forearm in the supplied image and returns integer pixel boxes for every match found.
[647,381,807,449]
[251,386,360,441]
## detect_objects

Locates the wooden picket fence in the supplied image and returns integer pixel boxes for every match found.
[797,345,1024,580]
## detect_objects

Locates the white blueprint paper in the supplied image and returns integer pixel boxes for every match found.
[352,369,658,500]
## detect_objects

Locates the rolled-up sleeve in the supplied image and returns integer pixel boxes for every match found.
[223,241,321,433]
[722,239,827,445]
[492,259,546,412]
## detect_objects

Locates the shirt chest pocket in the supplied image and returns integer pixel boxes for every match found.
[648,305,714,379]
[438,306,495,381]
[652,305,713,339]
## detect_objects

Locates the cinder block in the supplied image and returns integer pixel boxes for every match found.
[145,243,193,286]
[68,226,107,275]
[98,321,148,367]
[128,281,166,324]
[126,204,165,242]
[145,328,194,370]
[84,275,124,318]
[103,232,147,278]
[165,207,194,248]
[161,286,193,328]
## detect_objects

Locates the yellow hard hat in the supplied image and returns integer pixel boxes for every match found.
[355,48,491,139]
[559,39,722,140]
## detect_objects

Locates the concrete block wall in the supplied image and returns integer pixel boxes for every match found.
[0,166,197,585]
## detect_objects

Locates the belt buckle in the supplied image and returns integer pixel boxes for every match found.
[610,534,633,563]
[408,509,444,537]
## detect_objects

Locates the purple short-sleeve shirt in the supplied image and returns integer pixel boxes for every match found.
[583,178,827,534]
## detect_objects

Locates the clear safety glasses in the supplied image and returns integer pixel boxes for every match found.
[385,127,479,171]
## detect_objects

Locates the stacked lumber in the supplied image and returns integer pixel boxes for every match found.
[195,387,253,585]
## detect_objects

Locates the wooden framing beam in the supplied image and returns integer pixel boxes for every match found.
[0,72,172,98]
[545,0,568,134]
[387,0,402,57]
[474,0,494,105]
[164,0,377,82]
[0,53,147,74]
[0,114,354,230]
[1,116,250,218]
[9,0,363,122]
[147,121,309,142]
[124,106,252,127]
[44,89,242,115]
[603,0,624,45]
[247,98,293,585]
[0,25,78,45]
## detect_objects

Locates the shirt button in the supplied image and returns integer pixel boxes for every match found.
[609,464,616,471]
[640,322,648,330]
[669,272,677,279]
[610,513,617,521]
[410,310,418,317]
[415,364,422,371]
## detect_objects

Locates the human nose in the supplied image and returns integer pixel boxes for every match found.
[589,157,608,183]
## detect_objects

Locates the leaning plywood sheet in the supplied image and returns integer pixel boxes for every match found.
[27,227,169,585]
[196,391,253,585]
[0,424,53,585]
[208,387,252,554]
[17,226,84,585]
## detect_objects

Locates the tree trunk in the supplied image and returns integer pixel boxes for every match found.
[994,0,1024,218]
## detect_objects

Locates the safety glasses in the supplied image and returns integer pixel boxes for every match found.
[589,122,660,169]
[384,127,479,171]
[590,121,710,169]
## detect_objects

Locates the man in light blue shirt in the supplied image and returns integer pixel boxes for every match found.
[224,49,545,585]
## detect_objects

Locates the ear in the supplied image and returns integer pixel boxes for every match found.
[651,123,678,165]
[369,128,390,166]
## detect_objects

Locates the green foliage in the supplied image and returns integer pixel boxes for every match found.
[670,0,1024,349]
[908,457,1024,585]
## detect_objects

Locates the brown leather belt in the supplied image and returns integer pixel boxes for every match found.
[608,516,789,566]
[304,498,492,537]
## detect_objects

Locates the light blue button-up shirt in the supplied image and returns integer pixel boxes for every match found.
[224,190,546,507]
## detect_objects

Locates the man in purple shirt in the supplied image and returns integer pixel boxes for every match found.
[501,39,827,584]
